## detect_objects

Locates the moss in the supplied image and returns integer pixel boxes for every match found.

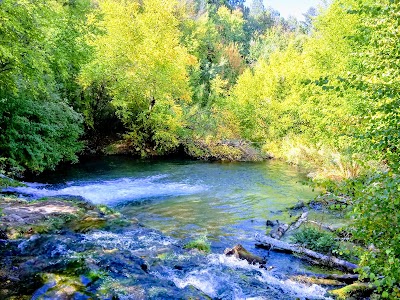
[329,283,375,300]
[97,204,117,215]
[36,273,90,298]
[103,217,132,230]
[8,212,80,238]
[68,216,108,233]
[87,270,106,282]
[1,194,135,239]
[184,236,211,253]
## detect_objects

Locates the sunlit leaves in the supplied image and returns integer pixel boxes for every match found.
[0,0,90,173]
[80,0,195,154]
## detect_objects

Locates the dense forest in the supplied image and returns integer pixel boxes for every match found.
[0,0,399,297]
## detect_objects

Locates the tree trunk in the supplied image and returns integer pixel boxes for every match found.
[255,235,358,273]
[328,283,375,300]
[290,275,345,286]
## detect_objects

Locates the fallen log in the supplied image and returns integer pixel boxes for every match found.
[224,244,266,266]
[255,235,358,273]
[287,212,308,232]
[305,220,336,232]
[268,211,308,240]
[293,273,359,284]
[328,283,375,300]
[290,275,345,286]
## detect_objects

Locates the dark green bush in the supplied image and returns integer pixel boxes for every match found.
[291,227,338,255]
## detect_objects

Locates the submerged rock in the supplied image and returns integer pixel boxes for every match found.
[0,229,8,240]
[0,195,210,299]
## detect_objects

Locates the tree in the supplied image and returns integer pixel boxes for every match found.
[249,0,265,17]
[0,0,90,174]
[228,0,245,9]
[80,0,195,155]
[338,1,400,296]
[302,7,318,33]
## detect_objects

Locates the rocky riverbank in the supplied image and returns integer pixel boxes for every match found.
[0,195,209,299]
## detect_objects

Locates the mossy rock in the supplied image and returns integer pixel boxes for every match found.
[31,273,94,300]
[0,196,134,238]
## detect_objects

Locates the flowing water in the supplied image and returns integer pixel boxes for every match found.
[8,157,335,299]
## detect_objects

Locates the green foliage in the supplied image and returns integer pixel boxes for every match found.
[0,97,83,174]
[1,0,399,296]
[184,236,211,253]
[346,1,400,172]
[0,0,92,174]
[0,176,25,189]
[230,0,365,174]
[80,0,194,156]
[291,227,338,255]
[352,172,400,297]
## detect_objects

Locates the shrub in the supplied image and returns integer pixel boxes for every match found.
[291,227,338,255]
[353,172,400,297]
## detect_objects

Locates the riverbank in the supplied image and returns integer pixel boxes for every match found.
[0,194,215,299]
[0,195,132,298]
[99,137,267,162]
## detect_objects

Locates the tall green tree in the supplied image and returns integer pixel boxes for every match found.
[336,1,400,296]
[0,0,91,174]
[80,0,195,155]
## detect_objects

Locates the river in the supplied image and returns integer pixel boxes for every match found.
[8,157,334,299]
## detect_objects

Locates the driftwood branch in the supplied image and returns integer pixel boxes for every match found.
[293,273,359,284]
[255,234,358,273]
[268,211,308,240]
[305,220,336,232]
[287,212,308,232]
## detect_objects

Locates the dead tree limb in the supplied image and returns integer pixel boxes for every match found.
[305,220,336,232]
[287,212,308,232]
[224,244,266,266]
[268,211,308,240]
[293,273,359,284]
[255,234,358,273]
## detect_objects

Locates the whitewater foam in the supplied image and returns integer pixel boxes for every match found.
[208,254,331,299]
[5,175,206,205]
